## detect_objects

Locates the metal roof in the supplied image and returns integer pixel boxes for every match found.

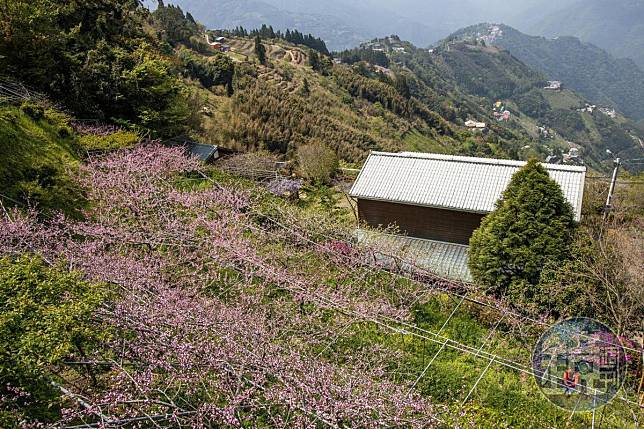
[188,143,219,162]
[350,152,586,221]
[356,230,472,282]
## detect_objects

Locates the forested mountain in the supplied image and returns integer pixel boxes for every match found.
[3,0,642,173]
[449,24,644,121]
[171,29,644,172]
[379,37,644,172]
[527,0,644,70]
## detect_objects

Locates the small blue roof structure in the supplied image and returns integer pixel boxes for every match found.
[187,143,219,162]
[164,135,232,163]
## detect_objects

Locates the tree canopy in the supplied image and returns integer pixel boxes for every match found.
[0,256,107,426]
[254,36,267,65]
[0,0,191,137]
[468,159,576,307]
[228,25,329,55]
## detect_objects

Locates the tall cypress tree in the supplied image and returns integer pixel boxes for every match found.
[468,159,576,304]
[308,50,321,72]
[254,35,266,65]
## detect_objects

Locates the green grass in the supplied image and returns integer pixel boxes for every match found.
[403,129,448,154]
[78,131,139,151]
[0,103,85,216]
[312,293,604,428]
[542,89,584,110]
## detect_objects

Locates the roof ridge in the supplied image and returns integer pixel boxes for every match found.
[371,151,586,173]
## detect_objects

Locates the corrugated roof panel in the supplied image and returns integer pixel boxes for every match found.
[188,143,218,162]
[356,229,472,282]
[350,152,586,221]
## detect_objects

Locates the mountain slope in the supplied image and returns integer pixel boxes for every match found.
[0,104,85,216]
[180,27,644,173]
[527,0,644,69]
[451,24,644,121]
[386,37,644,171]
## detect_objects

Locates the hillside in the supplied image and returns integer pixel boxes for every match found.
[1,2,643,428]
[450,24,644,122]
[184,34,549,165]
[3,138,641,428]
[527,0,644,70]
[0,103,84,217]
[384,37,644,172]
[2,1,642,171]
[174,28,643,172]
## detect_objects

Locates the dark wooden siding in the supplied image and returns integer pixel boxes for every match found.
[357,199,485,245]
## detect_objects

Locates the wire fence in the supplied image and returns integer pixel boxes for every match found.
[0,78,50,106]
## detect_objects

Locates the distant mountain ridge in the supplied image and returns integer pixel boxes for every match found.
[153,0,601,53]
[449,24,644,121]
[148,0,437,50]
[527,0,644,70]
[329,35,643,172]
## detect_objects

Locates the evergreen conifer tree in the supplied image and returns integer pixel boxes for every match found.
[308,50,321,72]
[301,77,310,96]
[468,159,576,304]
[254,35,266,65]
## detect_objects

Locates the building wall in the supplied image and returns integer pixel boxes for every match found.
[357,199,485,245]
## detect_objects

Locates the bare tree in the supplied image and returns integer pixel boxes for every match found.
[296,140,338,184]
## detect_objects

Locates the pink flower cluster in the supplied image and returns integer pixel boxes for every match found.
[0,143,439,427]
[70,121,122,136]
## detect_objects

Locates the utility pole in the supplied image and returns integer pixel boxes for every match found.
[603,155,621,220]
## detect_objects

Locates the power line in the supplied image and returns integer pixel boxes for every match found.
[3,159,642,425]
[242,199,643,356]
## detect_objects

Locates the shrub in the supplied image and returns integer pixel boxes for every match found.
[296,141,338,184]
[78,130,140,151]
[266,177,303,198]
[177,47,234,91]
[57,125,71,138]
[468,159,576,307]
[0,256,107,426]
[19,102,44,120]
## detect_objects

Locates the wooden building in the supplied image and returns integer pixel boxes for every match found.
[350,152,586,245]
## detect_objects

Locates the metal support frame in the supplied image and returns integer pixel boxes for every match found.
[463,357,495,405]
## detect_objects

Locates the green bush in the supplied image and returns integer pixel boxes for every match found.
[468,160,576,307]
[57,125,71,138]
[19,102,44,120]
[177,47,234,91]
[78,131,140,151]
[0,256,108,427]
